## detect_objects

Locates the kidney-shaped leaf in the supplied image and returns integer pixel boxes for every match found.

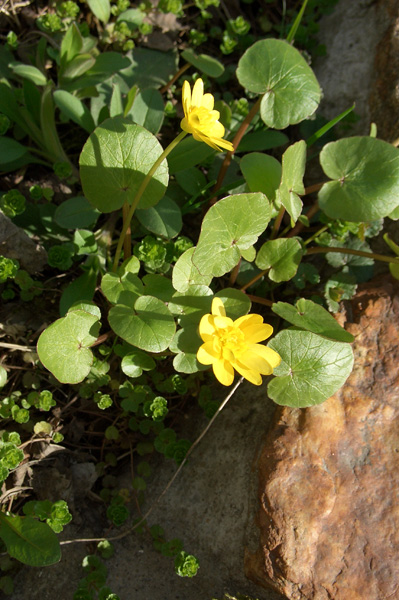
[240,153,281,202]
[79,116,168,213]
[37,309,100,384]
[318,136,399,221]
[193,193,271,277]
[108,296,176,352]
[256,237,303,282]
[267,329,354,407]
[236,39,321,129]
[272,298,354,342]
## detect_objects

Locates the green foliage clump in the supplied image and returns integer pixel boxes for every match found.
[174,551,199,577]
[0,257,19,284]
[0,190,25,217]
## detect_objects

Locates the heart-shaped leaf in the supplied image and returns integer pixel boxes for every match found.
[272,299,354,342]
[37,309,100,384]
[268,329,354,407]
[172,247,213,293]
[108,296,176,352]
[240,153,282,202]
[256,238,303,282]
[80,116,168,213]
[236,39,321,129]
[193,193,271,277]
[318,136,399,221]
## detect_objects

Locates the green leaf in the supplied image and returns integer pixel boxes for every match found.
[0,514,60,567]
[122,350,156,378]
[236,39,321,129]
[0,136,29,165]
[86,0,110,23]
[272,298,354,342]
[170,325,205,374]
[318,136,399,221]
[37,309,100,384]
[175,167,207,196]
[101,271,144,305]
[193,193,271,277]
[61,54,96,80]
[136,196,182,239]
[59,268,97,316]
[276,140,306,224]
[53,90,95,132]
[256,238,303,282]
[181,49,224,77]
[268,329,354,407]
[0,365,7,388]
[142,274,174,302]
[168,285,213,327]
[73,229,97,255]
[240,152,281,201]
[117,8,144,29]
[10,63,47,86]
[167,136,215,174]
[108,296,176,352]
[237,130,289,152]
[127,88,164,134]
[40,85,69,164]
[79,116,169,213]
[214,288,251,320]
[120,48,178,89]
[172,247,213,293]
[109,82,123,117]
[60,23,83,66]
[388,205,399,220]
[54,196,100,229]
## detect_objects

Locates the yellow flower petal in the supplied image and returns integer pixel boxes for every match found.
[213,315,233,329]
[238,323,273,344]
[211,297,226,317]
[182,80,191,115]
[191,78,204,107]
[238,349,274,376]
[197,341,220,365]
[248,343,281,369]
[207,137,234,152]
[198,314,216,339]
[213,358,234,386]
[234,314,263,328]
[233,360,263,386]
[201,93,214,110]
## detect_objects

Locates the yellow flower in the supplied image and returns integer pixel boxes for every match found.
[197,298,281,386]
[180,78,234,152]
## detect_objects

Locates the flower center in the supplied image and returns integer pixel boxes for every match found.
[188,107,215,132]
[215,325,247,361]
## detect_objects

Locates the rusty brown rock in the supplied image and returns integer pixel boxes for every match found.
[245,277,399,600]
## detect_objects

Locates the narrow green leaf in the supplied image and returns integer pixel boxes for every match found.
[40,85,69,163]
[276,140,306,224]
[60,23,83,65]
[306,104,355,147]
[10,63,47,86]
[53,90,95,132]
[181,49,224,78]
[286,0,309,43]
[86,0,110,23]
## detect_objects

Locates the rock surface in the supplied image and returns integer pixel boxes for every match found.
[0,212,47,273]
[245,277,399,600]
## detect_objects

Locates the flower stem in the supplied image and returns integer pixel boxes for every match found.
[122,202,131,260]
[112,131,187,272]
[210,96,262,204]
[160,63,191,94]
[270,205,286,240]
[306,246,399,264]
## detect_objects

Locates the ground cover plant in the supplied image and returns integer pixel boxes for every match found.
[1,0,399,597]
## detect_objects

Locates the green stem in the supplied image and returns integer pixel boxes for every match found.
[240,244,399,293]
[112,131,187,272]
[270,206,286,240]
[306,246,399,264]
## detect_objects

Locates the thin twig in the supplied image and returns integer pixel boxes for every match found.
[60,377,244,546]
